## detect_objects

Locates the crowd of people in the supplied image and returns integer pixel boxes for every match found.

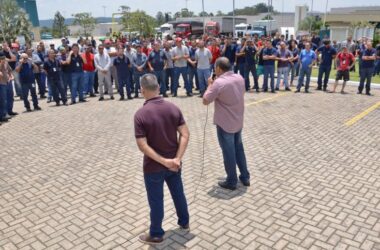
[0,32,379,125]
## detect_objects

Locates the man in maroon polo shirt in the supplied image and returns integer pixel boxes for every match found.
[134,74,190,245]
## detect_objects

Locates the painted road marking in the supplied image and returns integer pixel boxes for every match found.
[246,92,289,107]
[345,101,380,126]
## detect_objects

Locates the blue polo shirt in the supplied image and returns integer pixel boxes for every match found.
[244,46,257,65]
[43,59,61,81]
[69,54,84,73]
[188,47,197,68]
[262,47,277,66]
[317,46,337,67]
[148,49,167,71]
[300,49,316,68]
[360,48,376,68]
[18,62,35,84]
[236,45,245,64]
[113,55,130,80]
[223,45,236,64]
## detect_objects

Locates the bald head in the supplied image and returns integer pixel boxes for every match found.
[215,57,231,73]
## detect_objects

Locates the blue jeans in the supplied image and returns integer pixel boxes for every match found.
[290,62,299,84]
[297,66,312,91]
[144,170,189,238]
[48,77,67,104]
[188,66,199,90]
[276,67,290,89]
[165,68,174,93]
[263,65,275,91]
[21,82,39,109]
[6,81,14,114]
[71,72,84,102]
[173,67,191,95]
[34,72,45,97]
[216,126,250,187]
[61,72,71,93]
[317,65,331,89]
[0,84,7,119]
[197,68,211,95]
[153,70,167,95]
[133,72,145,95]
[83,71,95,95]
[237,63,245,78]
[359,67,374,94]
[244,63,259,90]
[374,60,380,76]
[118,75,132,98]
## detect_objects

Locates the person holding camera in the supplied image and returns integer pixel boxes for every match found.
[15,53,41,112]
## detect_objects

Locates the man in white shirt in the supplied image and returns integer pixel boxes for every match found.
[95,44,113,101]
[194,40,212,97]
[172,38,191,97]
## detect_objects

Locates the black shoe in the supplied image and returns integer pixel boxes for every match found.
[63,102,68,106]
[187,93,193,97]
[40,95,46,99]
[285,88,291,91]
[366,92,372,96]
[218,181,237,190]
[110,96,115,100]
[79,99,87,103]
[95,91,99,94]
[240,179,250,187]
[34,106,42,111]
[127,96,133,100]
[357,91,362,95]
[305,89,310,93]
[271,90,276,93]
[26,107,32,112]
[56,102,60,106]
[323,88,327,92]
[89,93,96,97]
[99,97,104,101]
[0,117,9,122]
[70,101,76,105]
[119,96,125,101]
[179,224,190,232]
[134,94,139,98]
[9,112,18,116]
[47,97,52,103]
[163,94,168,98]
[275,87,279,91]
[263,89,268,92]
[138,234,164,245]
[173,93,177,97]
[316,87,322,91]
[295,89,300,93]
[255,89,260,93]
[104,91,108,95]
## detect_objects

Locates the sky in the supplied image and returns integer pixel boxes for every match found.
[36,0,380,20]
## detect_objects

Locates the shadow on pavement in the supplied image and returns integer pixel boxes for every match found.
[207,185,247,200]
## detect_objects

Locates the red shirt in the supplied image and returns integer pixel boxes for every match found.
[337,52,355,71]
[142,47,152,57]
[134,97,185,173]
[208,45,220,64]
[82,52,95,72]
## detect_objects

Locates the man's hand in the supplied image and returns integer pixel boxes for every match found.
[207,76,214,86]
[163,159,180,172]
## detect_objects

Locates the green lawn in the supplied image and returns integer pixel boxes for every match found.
[311,62,380,84]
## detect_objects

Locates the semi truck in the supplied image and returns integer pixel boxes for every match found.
[205,17,247,37]
[235,20,277,38]
[175,21,204,39]
[160,23,174,38]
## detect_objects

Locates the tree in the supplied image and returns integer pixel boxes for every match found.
[0,0,33,43]
[180,8,195,17]
[227,3,274,16]
[156,11,165,25]
[40,26,52,34]
[72,12,96,37]
[199,11,208,17]
[52,11,68,38]
[120,10,157,36]
[216,10,226,16]
[298,16,323,32]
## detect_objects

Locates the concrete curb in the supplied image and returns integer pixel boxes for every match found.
[310,77,380,89]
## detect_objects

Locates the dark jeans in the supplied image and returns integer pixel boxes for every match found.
[21,82,39,109]
[263,65,275,91]
[153,70,167,95]
[244,63,259,90]
[237,63,245,78]
[118,76,132,98]
[0,84,7,119]
[61,72,71,94]
[317,65,331,89]
[133,72,145,95]
[165,68,174,93]
[144,170,189,238]
[359,67,374,94]
[373,60,380,76]
[297,67,312,91]
[48,77,67,104]
[216,126,250,187]
[187,66,199,90]
[34,72,46,97]
[173,67,191,95]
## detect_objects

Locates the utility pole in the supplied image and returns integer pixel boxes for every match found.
[185,0,189,10]
[233,0,235,37]
[323,0,329,29]
[102,5,106,17]
[202,0,205,34]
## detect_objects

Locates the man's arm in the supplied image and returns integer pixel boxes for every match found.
[175,124,190,164]
[136,137,179,172]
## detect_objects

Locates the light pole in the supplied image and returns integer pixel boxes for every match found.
[233,0,235,37]
[323,0,329,29]
[202,0,205,34]
[102,5,106,17]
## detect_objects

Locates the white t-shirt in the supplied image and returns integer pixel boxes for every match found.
[172,46,189,68]
[195,48,212,70]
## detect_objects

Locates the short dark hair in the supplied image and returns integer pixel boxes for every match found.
[215,57,231,72]
[140,74,159,92]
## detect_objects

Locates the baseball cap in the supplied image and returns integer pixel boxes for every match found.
[11,43,20,48]
[175,37,182,43]
[104,39,111,44]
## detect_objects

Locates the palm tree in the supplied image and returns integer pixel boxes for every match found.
[0,0,33,43]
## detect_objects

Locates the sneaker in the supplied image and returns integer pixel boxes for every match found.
[179,224,190,232]
[134,94,139,98]
[316,87,322,91]
[218,181,237,190]
[79,99,87,103]
[271,90,276,93]
[9,112,18,116]
[285,88,291,91]
[305,89,310,93]
[89,93,96,97]
[110,96,115,100]
[119,96,125,101]
[357,91,362,95]
[366,92,372,96]
[70,101,76,105]
[240,179,250,187]
[255,89,260,93]
[163,94,169,98]
[138,234,164,245]
[127,96,133,100]
[99,97,104,101]
[34,106,42,111]
[56,102,60,106]
[187,93,193,97]
[275,87,279,91]
[295,89,300,93]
